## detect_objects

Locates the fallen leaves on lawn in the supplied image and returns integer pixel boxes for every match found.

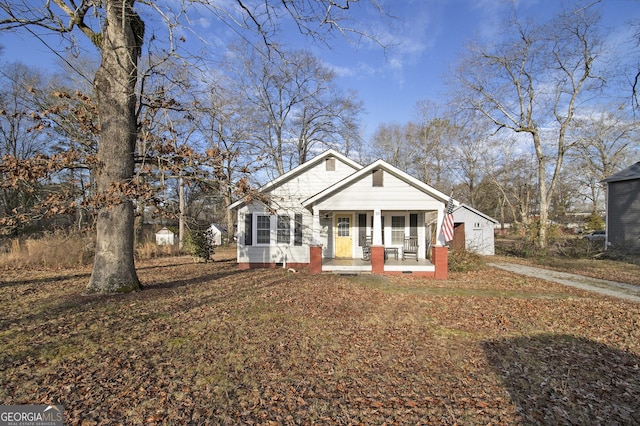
[0,248,638,424]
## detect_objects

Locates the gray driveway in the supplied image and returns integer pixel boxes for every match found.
[489,262,640,303]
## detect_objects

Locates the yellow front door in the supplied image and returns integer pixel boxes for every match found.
[335,215,352,258]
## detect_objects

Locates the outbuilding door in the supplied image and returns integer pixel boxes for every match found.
[450,223,465,251]
[335,214,352,258]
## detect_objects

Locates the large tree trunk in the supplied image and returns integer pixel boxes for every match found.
[86,0,142,294]
[533,132,548,250]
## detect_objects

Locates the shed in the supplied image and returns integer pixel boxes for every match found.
[208,223,225,246]
[155,227,175,246]
[451,203,498,255]
[601,161,640,253]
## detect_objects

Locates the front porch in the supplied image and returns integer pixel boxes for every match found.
[323,257,435,275]
[311,245,448,279]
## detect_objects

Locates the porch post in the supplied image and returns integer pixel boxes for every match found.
[371,209,384,274]
[309,245,323,274]
[432,246,448,280]
[312,206,321,245]
[372,209,382,245]
[371,246,385,274]
[436,202,446,246]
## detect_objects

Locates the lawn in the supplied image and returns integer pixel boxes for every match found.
[1,247,639,425]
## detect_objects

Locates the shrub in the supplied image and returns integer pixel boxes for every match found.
[448,248,484,272]
[184,227,215,262]
[584,211,605,231]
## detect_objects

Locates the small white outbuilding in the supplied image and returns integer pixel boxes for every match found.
[451,204,498,255]
[207,224,225,246]
[155,227,175,246]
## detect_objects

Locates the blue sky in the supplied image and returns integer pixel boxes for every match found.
[1,0,639,140]
[311,0,640,137]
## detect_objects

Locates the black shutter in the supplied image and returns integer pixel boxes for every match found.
[294,213,303,246]
[410,213,418,237]
[244,213,253,246]
[358,214,367,246]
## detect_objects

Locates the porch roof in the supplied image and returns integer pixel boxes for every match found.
[302,159,452,209]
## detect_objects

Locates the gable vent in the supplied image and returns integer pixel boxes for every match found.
[372,169,383,187]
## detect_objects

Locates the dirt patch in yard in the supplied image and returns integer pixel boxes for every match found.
[1,248,639,424]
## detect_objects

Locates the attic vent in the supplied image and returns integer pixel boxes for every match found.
[372,169,383,187]
[326,157,336,171]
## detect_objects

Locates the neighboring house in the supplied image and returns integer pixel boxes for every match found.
[155,227,175,246]
[228,149,455,278]
[601,161,640,252]
[208,223,225,246]
[450,204,498,255]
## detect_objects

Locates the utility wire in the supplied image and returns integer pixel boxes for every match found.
[23,25,94,86]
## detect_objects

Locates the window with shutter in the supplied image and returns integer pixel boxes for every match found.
[277,215,291,244]
[391,216,405,244]
[256,215,271,244]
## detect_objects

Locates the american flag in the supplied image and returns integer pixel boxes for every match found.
[441,195,454,243]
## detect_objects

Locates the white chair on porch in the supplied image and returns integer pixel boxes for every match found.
[362,236,372,261]
[402,236,419,261]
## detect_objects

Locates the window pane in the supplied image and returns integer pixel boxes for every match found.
[277,215,290,244]
[257,215,270,244]
[337,217,350,237]
[391,216,405,244]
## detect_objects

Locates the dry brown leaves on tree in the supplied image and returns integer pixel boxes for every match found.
[0,248,639,424]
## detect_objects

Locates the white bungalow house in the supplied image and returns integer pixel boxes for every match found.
[228,149,452,278]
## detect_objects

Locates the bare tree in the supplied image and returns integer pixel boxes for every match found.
[0,0,386,294]
[570,105,640,212]
[197,74,255,245]
[237,46,363,176]
[453,4,604,248]
[0,62,50,228]
[411,100,459,188]
[370,122,414,172]
[0,63,48,159]
[449,113,495,208]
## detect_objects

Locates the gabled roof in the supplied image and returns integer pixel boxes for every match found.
[302,158,452,207]
[228,149,362,210]
[453,203,498,224]
[601,161,640,183]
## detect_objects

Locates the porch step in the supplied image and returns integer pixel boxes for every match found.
[323,271,372,276]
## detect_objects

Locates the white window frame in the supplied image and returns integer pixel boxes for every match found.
[256,214,272,245]
[391,215,406,245]
[277,214,291,244]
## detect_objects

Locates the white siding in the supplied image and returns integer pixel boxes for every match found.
[312,171,443,211]
[269,158,358,207]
